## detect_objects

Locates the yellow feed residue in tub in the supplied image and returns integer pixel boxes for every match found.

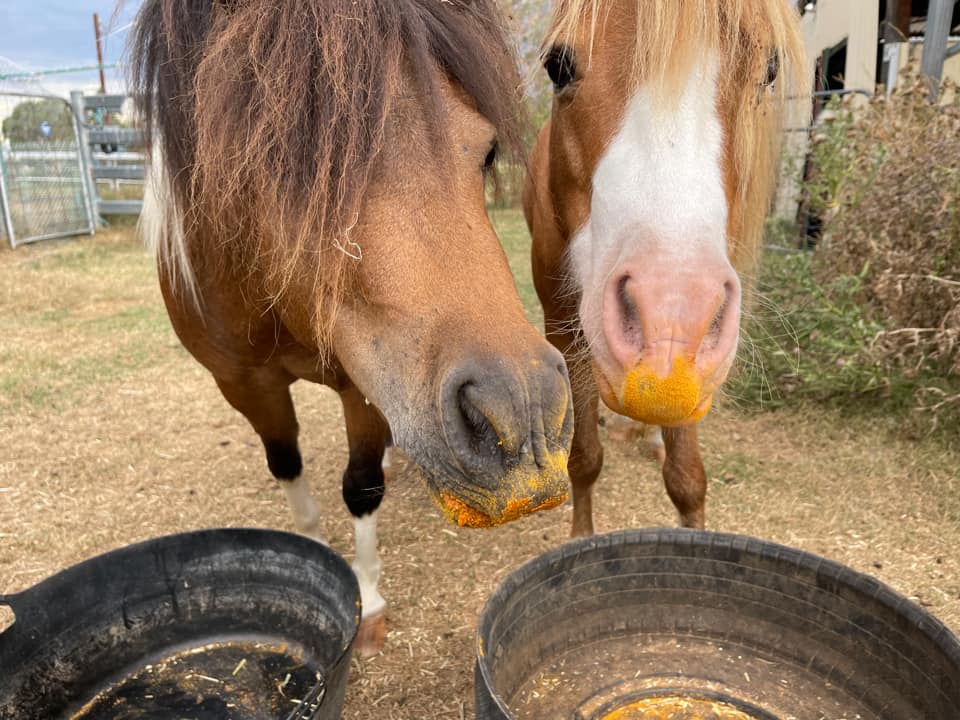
[602,695,757,720]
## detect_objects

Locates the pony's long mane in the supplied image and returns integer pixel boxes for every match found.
[546,0,807,270]
[130,0,522,342]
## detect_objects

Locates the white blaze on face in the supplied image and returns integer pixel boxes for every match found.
[569,53,731,349]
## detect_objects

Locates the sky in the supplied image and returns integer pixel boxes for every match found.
[0,1,143,97]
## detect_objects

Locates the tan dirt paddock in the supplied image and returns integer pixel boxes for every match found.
[1,218,958,719]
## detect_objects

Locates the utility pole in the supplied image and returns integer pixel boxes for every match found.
[93,12,106,95]
[921,0,956,99]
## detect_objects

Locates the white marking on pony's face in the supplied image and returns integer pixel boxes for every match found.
[353,512,386,618]
[282,475,325,543]
[570,53,731,351]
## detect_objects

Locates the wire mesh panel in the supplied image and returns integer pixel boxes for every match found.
[0,92,94,248]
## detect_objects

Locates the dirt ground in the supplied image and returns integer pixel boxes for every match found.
[2,224,959,719]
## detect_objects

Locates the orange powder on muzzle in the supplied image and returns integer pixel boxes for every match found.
[437,450,569,528]
[440,494,497,528]
[439,492,568,529]
[620,357,711,426]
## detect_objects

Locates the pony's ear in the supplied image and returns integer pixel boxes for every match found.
[543,44,577,92]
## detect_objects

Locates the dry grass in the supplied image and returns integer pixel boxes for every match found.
[1,221,959,718]
[808,77,960,427]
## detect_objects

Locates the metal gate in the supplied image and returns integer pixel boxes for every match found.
[0,92,95,248]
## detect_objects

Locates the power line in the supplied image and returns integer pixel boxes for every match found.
[0,63,121,83]
[0,55,53,95]
[103,22,133,39]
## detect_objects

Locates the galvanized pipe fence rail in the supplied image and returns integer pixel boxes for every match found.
[70,91,144,218]
[0,91,95,248]
[0,90,144,248]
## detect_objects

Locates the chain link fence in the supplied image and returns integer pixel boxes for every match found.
[0,92,95,248]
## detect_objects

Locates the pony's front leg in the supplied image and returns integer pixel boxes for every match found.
[214,375,324,541]
[568,372,604,538]
[548,343,604,538]
[662,425,707,529]
[539,307,604,537]
[339,385,389,656]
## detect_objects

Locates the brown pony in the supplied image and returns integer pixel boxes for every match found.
[525,0,804,536]
[130,0,573,653]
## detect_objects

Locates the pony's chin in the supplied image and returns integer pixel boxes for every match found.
[593,361,715,427]
[422,461,570,529]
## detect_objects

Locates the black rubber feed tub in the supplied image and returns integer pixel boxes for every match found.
[0,528,359,720]
[476,528,960,720]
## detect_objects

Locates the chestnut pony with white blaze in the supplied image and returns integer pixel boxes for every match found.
[131,0,573,654]
[526,0,803,535]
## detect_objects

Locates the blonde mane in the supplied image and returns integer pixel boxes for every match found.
[545,0,807,270]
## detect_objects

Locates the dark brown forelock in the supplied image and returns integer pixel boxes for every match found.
[129,0,523,344]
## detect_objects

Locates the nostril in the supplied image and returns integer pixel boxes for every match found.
[617,274,642,343]
[457,383,492,449]
[705,300,726,349]
[703,279,739,353]
[723,279,737,302]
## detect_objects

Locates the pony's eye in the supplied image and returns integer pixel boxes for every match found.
[483,143,497,171]
[544,44,577,92]
[764,51,780,87]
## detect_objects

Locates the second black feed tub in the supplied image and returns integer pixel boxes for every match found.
[476,528,960,720]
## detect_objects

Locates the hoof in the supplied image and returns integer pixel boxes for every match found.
[355,612,387,657]
[604,415,665,466]
[604,415,642,443]
[645,443,666,467]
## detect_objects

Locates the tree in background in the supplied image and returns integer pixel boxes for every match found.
[502,0,553,145]
[1,98,74,144]
[486,0,552,205]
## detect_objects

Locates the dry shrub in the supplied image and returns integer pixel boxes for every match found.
[809,75,960,430]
